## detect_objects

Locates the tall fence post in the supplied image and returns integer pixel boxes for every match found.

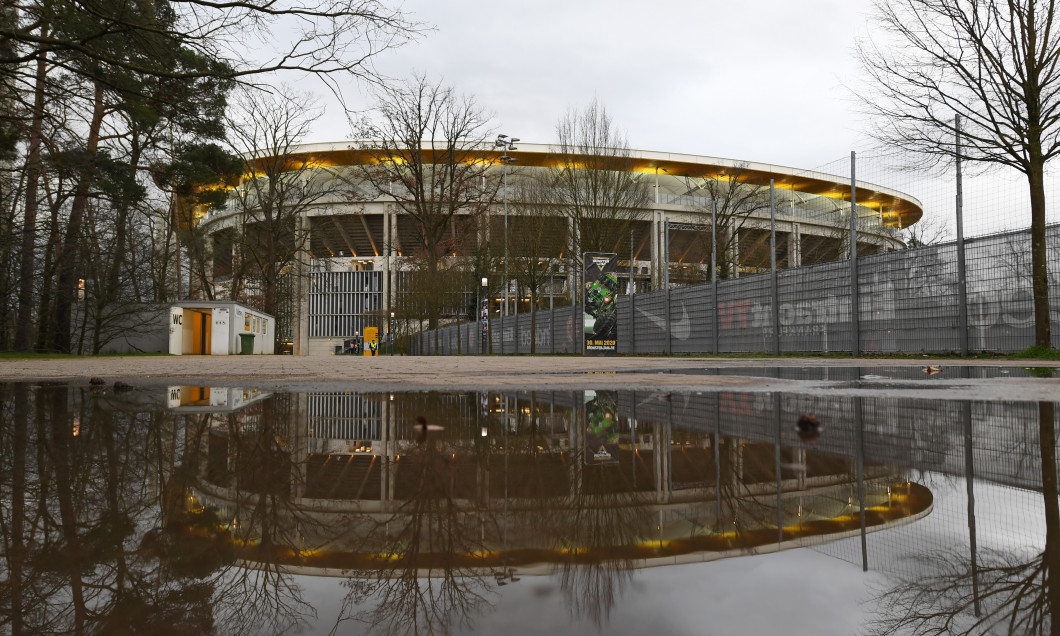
[774,392,783,543]
[503,314,510,355]
[664,218,671,355]
[630,229,636,355]
[850,151,861,355]
[666,287,672,355]
[855,393,868,571]
[549,295,555,355]
[962,373,980,616]
[629,291,636,355]
[480,279,488,355]
[548,263,555,355]
[955,115,970,356]
[712,199,719,354]
[770,179,780,355]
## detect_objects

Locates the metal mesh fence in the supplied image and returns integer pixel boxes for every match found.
[410,304,583,355]
[414,150,1059,355]
[417,221,1059,355]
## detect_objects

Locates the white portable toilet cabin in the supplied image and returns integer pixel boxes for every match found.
[168,301,276,355]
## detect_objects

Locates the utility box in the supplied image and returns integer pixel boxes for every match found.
[363,326,379,356]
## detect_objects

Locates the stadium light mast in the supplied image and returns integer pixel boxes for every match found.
[495,134,519,316]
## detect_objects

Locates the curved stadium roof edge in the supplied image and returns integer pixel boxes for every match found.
[246,141,923,228]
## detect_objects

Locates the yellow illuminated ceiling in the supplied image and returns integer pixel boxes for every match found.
[247,145,924,228]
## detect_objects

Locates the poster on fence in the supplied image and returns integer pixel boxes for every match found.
[584,390,620,465]
[480,292,490,353]
[583,252,619,355]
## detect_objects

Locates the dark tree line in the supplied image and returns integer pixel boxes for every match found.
[0,0,417,353]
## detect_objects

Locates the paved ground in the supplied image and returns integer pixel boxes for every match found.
[2,354,1058,401]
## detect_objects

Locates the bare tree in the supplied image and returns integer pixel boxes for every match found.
[902,211,953,248]
[354,74,499,330]
[0,0,420,92]
[549,99,650,292]
[2,0,420,352]
[678,166,774,281]
[507,173,565,352]
[224,87,336,350]
[859,0,1060,348]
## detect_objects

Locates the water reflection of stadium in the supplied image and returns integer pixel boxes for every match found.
[177,389,931,570]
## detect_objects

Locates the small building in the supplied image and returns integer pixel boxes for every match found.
[84,301,275,355]
[166,386,270,411]
[168,301,275,355]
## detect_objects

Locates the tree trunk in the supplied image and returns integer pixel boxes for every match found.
[53,81,104,353]
[34,200,61,351]
[49,387,87,634]
[530,289,537,354]
[1036,400,1060,635]
[9,388,28,636]
[1027,161,1052,348]
[14,42,48,351]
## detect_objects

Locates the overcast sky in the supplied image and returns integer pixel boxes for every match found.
[302,0,879,172]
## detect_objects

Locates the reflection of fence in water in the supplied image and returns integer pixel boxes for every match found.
[797,398,1054,581]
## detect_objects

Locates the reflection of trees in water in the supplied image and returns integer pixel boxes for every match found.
[0,384,223,634]
[335,429,498,636]
[1,385,989,636]
[871,548,1051,635]
[183,393,320,635]
[870,401,1060,636]
[552,460,651,628]
[335,392,654,634]
[708,439,795,543]
[0,386,332,635]
[541,396,653,628]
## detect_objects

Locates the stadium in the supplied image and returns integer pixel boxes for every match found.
[199,142,922,355]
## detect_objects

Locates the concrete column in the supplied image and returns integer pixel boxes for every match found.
[651,210,664,289]
[789,222,802,268]
[293,392,307,499]
[382,206,391,306]
[296,213,310,356]
[386,395,396,503]
[380,394,389,504]
[654,422,663,502]
[568,215,578,299]
[729,226,741,279]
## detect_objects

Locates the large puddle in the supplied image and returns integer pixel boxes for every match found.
[2,378,1058,635]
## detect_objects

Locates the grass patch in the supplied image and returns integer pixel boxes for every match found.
[1024,366,1057,378]
[0,351,170,359]
[1012,345,1060,360]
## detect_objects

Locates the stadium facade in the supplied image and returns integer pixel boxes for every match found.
[199,142,922,355]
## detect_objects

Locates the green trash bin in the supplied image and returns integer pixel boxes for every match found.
[238,332,255,354]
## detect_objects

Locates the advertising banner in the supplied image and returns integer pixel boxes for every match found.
[480,293,489,354]
[583,252,619,355]
[584,390,620,465]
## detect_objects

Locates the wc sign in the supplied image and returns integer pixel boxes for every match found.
[170,307,183,333]
[168,307,184,353]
